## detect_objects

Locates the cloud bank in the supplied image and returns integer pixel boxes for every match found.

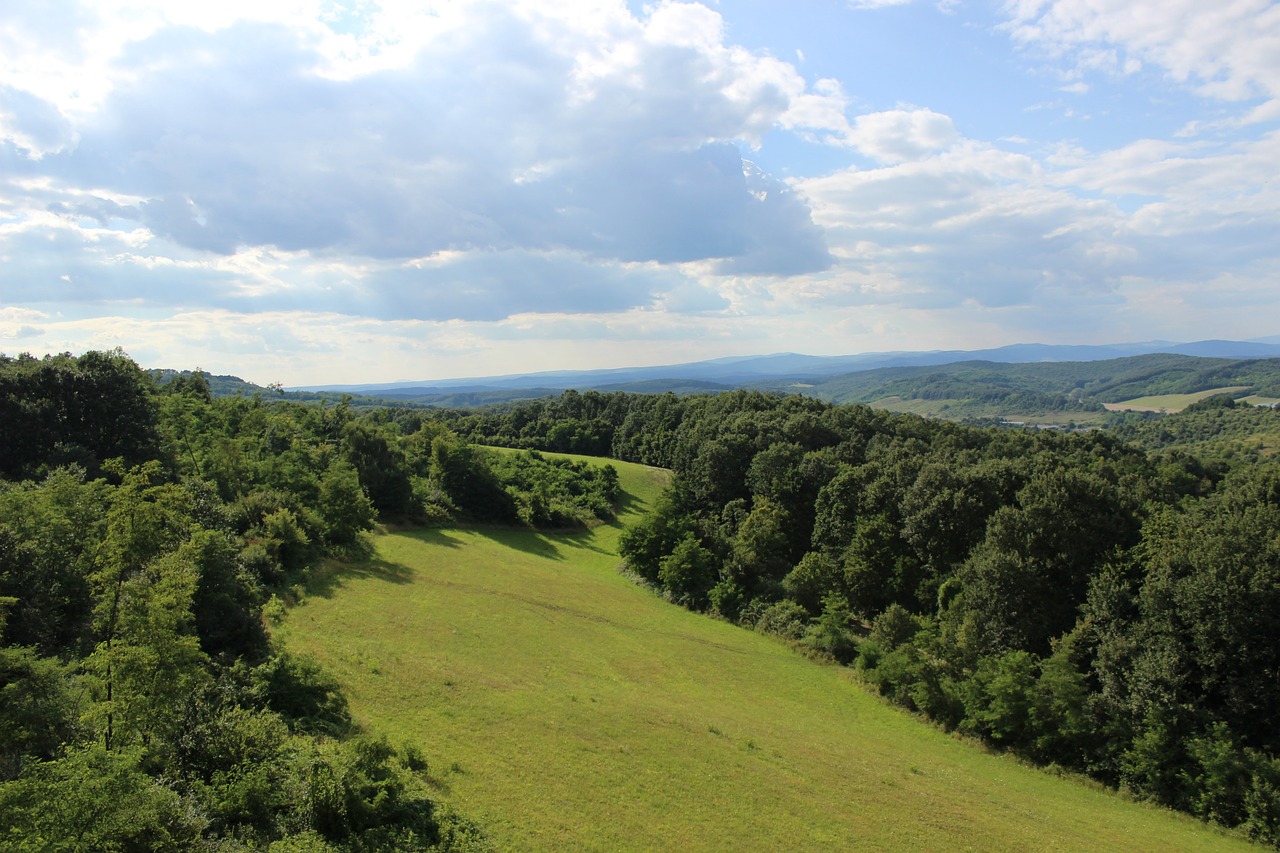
[0,0,1277,383]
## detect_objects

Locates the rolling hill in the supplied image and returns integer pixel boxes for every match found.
[275,456,1258,852]
[277,342,1280,421]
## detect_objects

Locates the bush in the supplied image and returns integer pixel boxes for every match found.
[750,600,810,641]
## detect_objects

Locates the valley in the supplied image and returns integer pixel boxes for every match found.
[277,457,1254,852]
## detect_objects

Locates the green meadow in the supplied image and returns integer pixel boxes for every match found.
[276,457,1256,852]
[1105,386,1253,412]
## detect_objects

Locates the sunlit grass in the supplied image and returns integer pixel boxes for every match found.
[276,458,1257,852]
[1105,386,1252,412]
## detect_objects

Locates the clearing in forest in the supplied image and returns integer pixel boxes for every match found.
[276,456,1255,852]
[1104,386,1252,412]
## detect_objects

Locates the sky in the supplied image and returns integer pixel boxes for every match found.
[2,0,1278,386]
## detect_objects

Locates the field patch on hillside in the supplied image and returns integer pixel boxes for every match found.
[276,458,1254,852]
[1104,386,1252,412]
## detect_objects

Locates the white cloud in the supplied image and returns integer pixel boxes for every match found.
[3,0,1280,382]
[848,0,915,9]
[2,0,842,298]
[849,108,960,163]
[1003,0,1280,107]
[800,95,1280,326]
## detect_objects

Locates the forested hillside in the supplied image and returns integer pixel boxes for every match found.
[441,388,1280,846]
[0,351,618,851]
[6,350,1280,847]
[1108,395,1280,461]
[780,354,1280,417]
[277,353,1280,419]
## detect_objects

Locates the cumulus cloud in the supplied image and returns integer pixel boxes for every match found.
[802,93,1280,319]
[3,0,1278,382]
[0,86,77,158]
[1004,0,1280,107]
[1,0,836,301]
[849,108,960,163]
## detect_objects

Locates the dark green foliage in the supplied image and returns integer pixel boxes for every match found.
[743,599,810,641]
[0,470,111,654]
[429,437,517,523]
[0,350,506,851]
[619,491,694,584]
[658,533,718,609]
[802,594,859,663]
[483,450,619,527]
[0,350,162,481]
[782,551,842,615]
[1109,400,1280,462]
[0,746,204,851]
[248,651,354,736]
[318,460,378,548]
[0,646,82,780]
[725,500,793,598]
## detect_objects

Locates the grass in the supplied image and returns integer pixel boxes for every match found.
[1105,387,1253,413]
[869,395,958,416]
[275,457,1258,852]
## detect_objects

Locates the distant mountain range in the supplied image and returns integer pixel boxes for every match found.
[291,339,1280,397]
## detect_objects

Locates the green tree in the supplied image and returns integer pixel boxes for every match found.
[619,491,693,584]
[316,460,376,549]
[726,500,793,599]
[0,746,203,851]
[658,533,718,609]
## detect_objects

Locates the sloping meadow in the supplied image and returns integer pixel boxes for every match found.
[277,457,1255,852]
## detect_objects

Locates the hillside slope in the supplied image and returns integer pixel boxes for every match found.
[276,458,1256,852]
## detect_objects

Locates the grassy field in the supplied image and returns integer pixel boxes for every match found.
[276,457,1257,852]
[1104,386,1252,412]
[869,395,959,416]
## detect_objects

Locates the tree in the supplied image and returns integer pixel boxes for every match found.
[658,533,717,609]
[0,350,161,481]
[86,538,211,751]
[951,468,1138,657]
[782,551,843,615]
[317,460,376,549]
[619,491,693,584]
[0,746,203,851]
[726,500,793,599]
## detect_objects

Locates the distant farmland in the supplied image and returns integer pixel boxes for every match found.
[1104,386,1252,413]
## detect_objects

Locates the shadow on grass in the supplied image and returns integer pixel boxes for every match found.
[401,525,577,560]
[302,555,415,599]
[399,486,654,561]
[400,528,469,549]
[614,486,653,523]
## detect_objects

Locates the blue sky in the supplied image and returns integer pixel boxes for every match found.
[2,0,1278,385]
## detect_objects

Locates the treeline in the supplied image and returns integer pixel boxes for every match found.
[0,351,615,850]
[823,367,1105,414]
[793,353,1280,410]
[1107,394,1280,462]
[441,387,1280,846]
